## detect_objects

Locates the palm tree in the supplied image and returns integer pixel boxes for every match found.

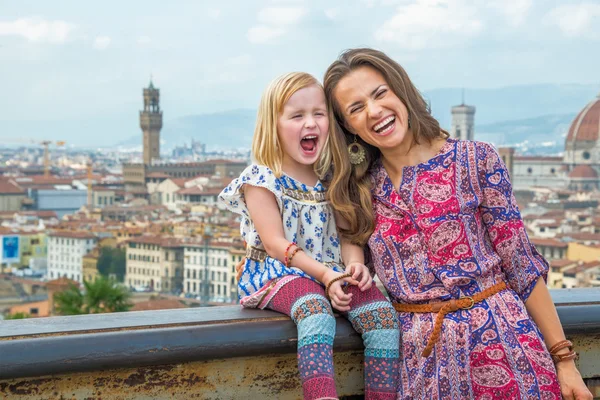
[54,276,132,315]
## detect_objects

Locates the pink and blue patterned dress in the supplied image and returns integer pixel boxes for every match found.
[219,164,345,308]
[369,138,561,399]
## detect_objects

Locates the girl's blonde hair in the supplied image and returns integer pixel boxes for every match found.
[252,72,332,178]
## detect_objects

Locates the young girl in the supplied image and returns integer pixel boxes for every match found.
[219,72,400,400]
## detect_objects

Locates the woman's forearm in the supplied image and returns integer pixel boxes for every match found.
[525,277,569,354]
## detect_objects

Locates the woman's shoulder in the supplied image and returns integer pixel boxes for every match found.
[450,139,499,159]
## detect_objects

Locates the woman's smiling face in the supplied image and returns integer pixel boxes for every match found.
[333,66,412,151]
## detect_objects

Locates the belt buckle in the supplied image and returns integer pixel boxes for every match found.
[461,296,475,310]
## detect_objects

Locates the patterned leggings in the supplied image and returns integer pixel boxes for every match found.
[266,277,400,400]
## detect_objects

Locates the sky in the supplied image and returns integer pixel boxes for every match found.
[1,0,599,145]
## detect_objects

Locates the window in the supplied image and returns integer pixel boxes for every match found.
[527,167,532,174]
[582,151,591,160]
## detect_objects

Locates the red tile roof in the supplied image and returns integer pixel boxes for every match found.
[48,231,97,240]
[0,178,25,194]
[530,238,568,248]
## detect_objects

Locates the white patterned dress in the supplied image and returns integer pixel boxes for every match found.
[219,164,345,308]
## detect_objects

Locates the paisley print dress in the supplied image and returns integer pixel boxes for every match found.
[369,138,561,399]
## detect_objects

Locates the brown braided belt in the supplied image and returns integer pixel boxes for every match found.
[394,281,507,357]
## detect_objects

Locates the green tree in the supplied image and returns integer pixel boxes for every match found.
[97,247,126,282]
[5,312,30,319]
[53,277,132,315]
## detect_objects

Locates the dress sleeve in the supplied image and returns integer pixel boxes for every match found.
[475,141,548,302]
[218,164,283,219]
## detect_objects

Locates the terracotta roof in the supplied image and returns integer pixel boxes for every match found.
[537,221,561,228]
[128,235,184,248]
[168,178,188,188]
[564,260,600,274]
[14,176,74,185]
[131,299,187,311]
[0,178,25,194]
[513,156,563,162]
[146,172,170,178]
[48,231,97,240]
[568,165,598,179]
[559,232,600,242]
[46,277,79,288]
[550,259,576,268]
[530,237,568,248]
[204,159,246,165]
[566,94,600,143]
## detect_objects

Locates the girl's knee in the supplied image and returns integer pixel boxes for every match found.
[292,294,336,338]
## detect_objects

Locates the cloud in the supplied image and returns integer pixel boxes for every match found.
[93,36,111,50]
[247,25,285,44]
[207,9,221,20]
[0,17,75,43]
[137,35,151,45]
[324,8,340,20]
[257,7,307,25]
[375,0,483,50]
[226,54,253,66]
[488,0,532,26]
[247,7,307,44]
[545,2,600,38]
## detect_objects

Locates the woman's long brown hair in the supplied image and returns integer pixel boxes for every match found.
[323,48,447,245]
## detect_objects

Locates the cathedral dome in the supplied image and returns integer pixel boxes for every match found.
[568,165,598,179]
[566,92,600,144]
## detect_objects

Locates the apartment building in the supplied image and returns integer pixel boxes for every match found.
[125,236,184,293]
[47,231,98,282]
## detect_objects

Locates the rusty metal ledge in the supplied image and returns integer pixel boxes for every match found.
[0,289,599,381]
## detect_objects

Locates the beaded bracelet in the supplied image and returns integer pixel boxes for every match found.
[284,242,297,266]
[286,247,304,267]
[325,272,353,300]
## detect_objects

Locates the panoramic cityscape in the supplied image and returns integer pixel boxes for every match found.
[1,1,599,398]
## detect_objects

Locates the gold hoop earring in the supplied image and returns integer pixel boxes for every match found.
[347,135,366,165]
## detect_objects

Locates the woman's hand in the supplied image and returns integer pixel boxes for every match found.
[345,262,373,291]
[322,269,358,312]
[556,361,593,399]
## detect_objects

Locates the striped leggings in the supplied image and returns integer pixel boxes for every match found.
[266,277,400,400]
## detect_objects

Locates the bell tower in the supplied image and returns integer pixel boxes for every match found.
[140,79,162,165]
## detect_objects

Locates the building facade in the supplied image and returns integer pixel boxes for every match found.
[125,236,184,293]
[183,241,234,302]
[47,231,98,282]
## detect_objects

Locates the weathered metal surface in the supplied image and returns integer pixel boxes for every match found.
[0,288,599,399]
[0,352,365,400]
[0,318,364,380]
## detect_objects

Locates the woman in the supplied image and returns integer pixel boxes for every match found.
[323,48,592,399]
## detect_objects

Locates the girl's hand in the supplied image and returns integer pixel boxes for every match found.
[556,361,593,399]
[345,262,373,291]
[322,269,358,313]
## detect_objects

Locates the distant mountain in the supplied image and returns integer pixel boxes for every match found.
[117,109,257,150]
[425,84,598,129]
[4,84,595,149]
[475,113,576,154]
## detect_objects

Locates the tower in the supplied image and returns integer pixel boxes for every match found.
[450,90,475,141]
[140,79,162,165]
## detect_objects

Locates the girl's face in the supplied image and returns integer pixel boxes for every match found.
[333,66,411,152]
[277,84,329,172]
